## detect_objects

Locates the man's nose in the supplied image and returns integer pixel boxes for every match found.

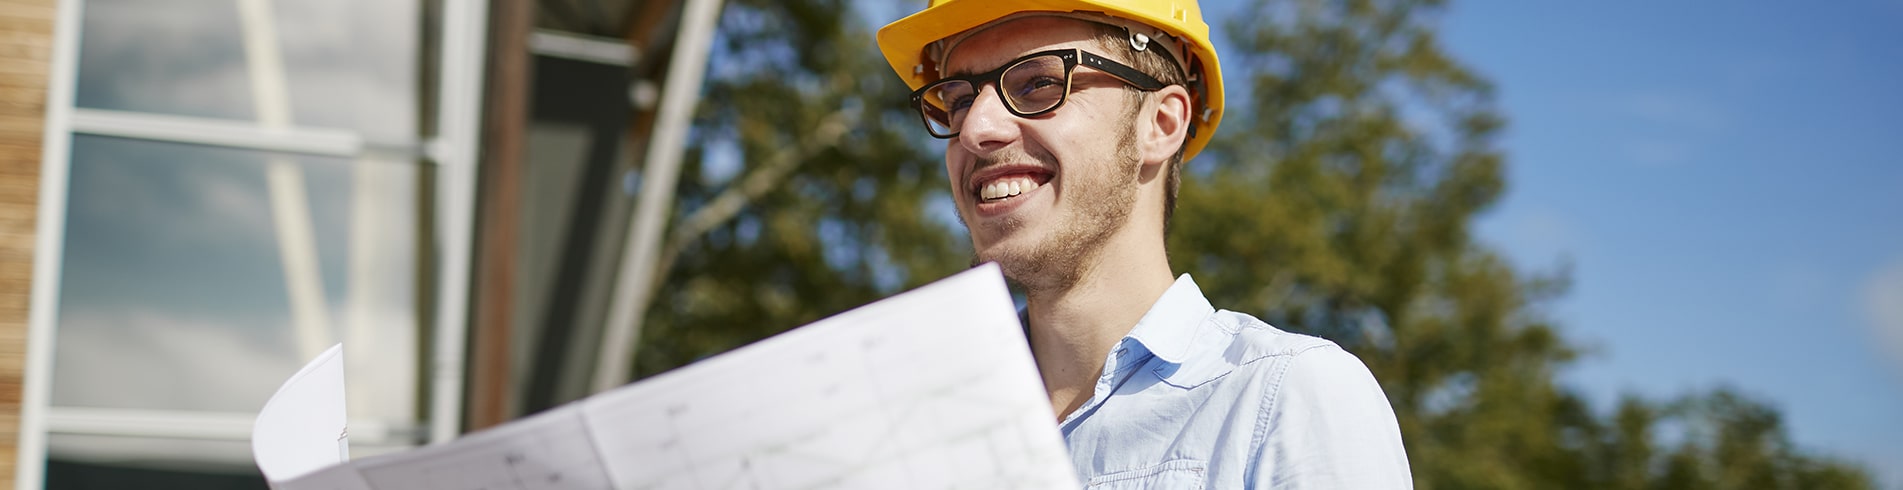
[957,85,1021,154]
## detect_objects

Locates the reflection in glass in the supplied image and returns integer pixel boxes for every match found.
[74,0,419,143]
[48,434,263,488]
[52,135,417,418]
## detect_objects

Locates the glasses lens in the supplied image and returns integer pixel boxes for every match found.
[1000,55,1069,115]
[919,104,955,137]
[920,79,974,137]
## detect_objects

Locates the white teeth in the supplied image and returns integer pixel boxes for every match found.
[978,176,1040,201]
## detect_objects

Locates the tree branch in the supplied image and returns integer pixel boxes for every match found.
[649,108,854,289]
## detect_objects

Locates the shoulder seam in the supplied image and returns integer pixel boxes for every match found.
[1247,342,1341,481]
[1230,326,1338,369]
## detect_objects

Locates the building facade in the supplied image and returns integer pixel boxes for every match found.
[0,0,704,487]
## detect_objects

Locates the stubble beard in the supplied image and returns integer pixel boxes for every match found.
[963,120,1142,295]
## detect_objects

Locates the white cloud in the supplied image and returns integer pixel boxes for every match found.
[52,299,419,418]
[72,149,279,252]
[81,0,418,141]
[45,295,417,464]
[53,158,422,414]
[1864,255,1903,378]
[53,307,301,412]
[191,164,279,231]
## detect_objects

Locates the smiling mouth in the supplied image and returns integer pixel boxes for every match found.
[974,172,1052,203]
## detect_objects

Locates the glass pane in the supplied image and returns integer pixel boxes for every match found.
[48,434,262,490]
[74,0,419,144]
[52,135,418,420]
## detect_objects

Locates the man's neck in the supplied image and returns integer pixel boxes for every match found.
[1023,232,1176,421]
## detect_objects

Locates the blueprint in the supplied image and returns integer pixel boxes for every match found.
[267,264,1079,490]
[254,343,349,482]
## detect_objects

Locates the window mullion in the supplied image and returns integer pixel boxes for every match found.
[71,108,363,157]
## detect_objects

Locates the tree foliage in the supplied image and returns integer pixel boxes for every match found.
[634,0,968,375]
[634,0,1876,487]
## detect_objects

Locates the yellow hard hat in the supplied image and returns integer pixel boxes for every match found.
[877,0,1224,160]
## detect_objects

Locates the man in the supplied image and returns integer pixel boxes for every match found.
[878,1,1412,488]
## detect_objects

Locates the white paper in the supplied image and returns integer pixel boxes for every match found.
[254,343,349,482]
[353,406,614,489]
[580,263,1075,489]
[267,264,1077,489]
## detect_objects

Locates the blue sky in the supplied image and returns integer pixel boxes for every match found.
[1424,1,1903,486]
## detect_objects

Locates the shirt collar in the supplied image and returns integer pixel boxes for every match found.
[1124,274,1216,365]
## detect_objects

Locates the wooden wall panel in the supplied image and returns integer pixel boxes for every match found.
[0,0,57,484]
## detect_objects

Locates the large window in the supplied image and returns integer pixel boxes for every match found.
[28,0,484,486]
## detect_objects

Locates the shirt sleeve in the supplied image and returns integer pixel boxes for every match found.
[1251,345,1413,489]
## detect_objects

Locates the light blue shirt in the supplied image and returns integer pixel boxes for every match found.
[1060,274,1412,489]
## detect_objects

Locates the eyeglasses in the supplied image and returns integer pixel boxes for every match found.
[911,48,1167,138]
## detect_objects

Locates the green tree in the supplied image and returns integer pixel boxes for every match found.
[1182,0,1874,487]
[1621,388,1873,490]
[1179,0,1576,485]
[633,0,1877,487]
[633,0,967,375]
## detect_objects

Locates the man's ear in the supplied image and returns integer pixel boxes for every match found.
[1140,85,1192,166]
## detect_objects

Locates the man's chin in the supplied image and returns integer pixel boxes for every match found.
[969,244,1015,272]
[969,240,1024,268]
[972,247,1063,291]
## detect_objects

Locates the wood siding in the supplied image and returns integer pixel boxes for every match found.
[0,0,57,484]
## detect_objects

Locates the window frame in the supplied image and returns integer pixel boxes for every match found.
[16,0,494,486]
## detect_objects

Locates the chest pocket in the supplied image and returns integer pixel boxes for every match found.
[1085,460,1207,490]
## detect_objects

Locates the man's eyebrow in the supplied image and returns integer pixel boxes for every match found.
[942,62,980,78]
[941,54,995,78]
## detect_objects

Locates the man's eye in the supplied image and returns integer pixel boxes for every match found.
[1014,76,1064,97]
[949,95,975,112]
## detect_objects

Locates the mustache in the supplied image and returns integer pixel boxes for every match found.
[966,148,1058,183]
[972,148,1053,169]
